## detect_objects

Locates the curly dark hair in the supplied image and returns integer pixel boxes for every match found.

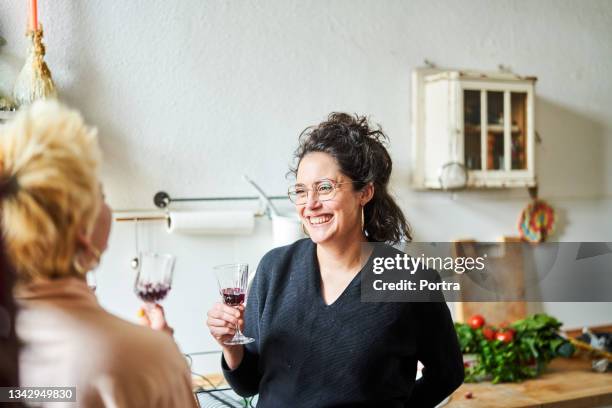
[290,112,411,243]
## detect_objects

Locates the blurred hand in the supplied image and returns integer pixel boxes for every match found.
[206,302,245,348]
[138,303,174,336]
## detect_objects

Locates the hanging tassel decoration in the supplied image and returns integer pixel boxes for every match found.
[13,0,57,106]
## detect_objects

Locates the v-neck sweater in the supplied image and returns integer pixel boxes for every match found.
[222,238,464,407]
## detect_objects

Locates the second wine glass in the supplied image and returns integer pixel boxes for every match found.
[134,252,176,305]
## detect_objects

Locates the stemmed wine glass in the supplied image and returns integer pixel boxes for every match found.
[134,252,176,306]
[86,270,97,292]
[214,263,254,345]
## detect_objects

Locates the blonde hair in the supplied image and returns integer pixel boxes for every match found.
[0,100,101,282]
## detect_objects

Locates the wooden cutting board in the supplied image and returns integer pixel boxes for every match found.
[447,357,612,407]
[452,237,527,325]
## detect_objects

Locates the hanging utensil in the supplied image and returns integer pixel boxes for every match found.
[131,219,140,270]
[242,175,280,217]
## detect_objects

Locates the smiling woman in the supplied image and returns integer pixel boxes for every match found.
[291,112,412,244]
[207,113,465,407]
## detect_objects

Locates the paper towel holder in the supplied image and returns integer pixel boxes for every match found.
[114,190,288,223]
[153,191,287,209]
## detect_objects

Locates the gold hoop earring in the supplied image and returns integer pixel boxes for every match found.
[73,245,101,275]
[73,257,84,274]
[361,206,365,232]
[73,254,90,275]
[301,222,310,237]
[89,245,101,260]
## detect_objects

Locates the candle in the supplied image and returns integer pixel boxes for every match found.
[29,0,38,31]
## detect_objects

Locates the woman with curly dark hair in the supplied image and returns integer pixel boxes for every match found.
[207,113,464,407]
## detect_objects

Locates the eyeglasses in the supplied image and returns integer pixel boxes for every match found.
[287,179,360,205]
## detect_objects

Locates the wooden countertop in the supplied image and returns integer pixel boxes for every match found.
[192,373,227,391]
[447,357,612,408]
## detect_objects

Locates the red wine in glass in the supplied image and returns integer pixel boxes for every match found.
[136,282,172,303]
[214,263,254,345]
[222,288,245,306]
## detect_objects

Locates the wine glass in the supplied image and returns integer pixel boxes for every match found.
[134,252,176,306]
[213,263,254,345]
[86,270,97,292]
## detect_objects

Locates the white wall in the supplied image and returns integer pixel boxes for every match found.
[2,0,611,374]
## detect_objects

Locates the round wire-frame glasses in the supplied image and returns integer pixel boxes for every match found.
[287,179,361,205]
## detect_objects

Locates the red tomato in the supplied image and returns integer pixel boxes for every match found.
[496,330,514,343]
[468,315,485,329]
[482,326,497,340]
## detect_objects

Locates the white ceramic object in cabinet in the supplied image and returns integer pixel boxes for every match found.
[0,110,16,123]
[411,68,537,189]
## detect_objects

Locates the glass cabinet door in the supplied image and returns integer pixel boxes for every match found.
[463,90,481,170]
[511,92,527,170]
[486,91,505,170]
[462,88,529,173]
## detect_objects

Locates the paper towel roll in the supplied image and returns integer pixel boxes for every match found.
[166,211,254,235]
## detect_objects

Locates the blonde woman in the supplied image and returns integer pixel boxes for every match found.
[0,101,197,407]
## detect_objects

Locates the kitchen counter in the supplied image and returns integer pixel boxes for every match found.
[447,357,612,408]
[192,358,612,407]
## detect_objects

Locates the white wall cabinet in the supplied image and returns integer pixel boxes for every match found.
[411,68,537,189]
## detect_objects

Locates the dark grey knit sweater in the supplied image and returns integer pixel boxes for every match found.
[222,238,464,407]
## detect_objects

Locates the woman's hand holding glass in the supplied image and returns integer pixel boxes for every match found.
[138,303,175,336]
[206,302,246,370]
[206,302,245,346]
